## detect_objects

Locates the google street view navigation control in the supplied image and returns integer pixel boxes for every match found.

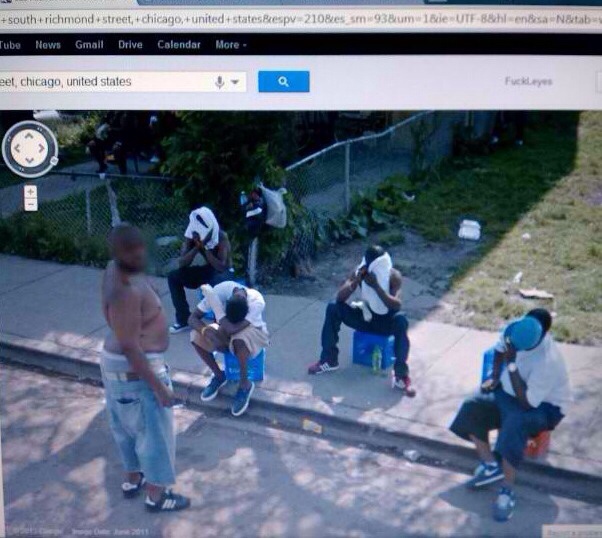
[0,0,601,537]
[1,120,59,179]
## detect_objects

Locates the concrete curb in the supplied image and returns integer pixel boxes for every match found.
[1,336,601,504]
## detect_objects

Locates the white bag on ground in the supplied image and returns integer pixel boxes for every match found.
[458,219,481,241]
[259,184,288,229]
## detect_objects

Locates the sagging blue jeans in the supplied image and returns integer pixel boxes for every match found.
[449,387,564,468]
[103,372,176,486]
[320,301,411,378]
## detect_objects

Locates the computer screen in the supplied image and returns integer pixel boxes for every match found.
[0,1,600,537]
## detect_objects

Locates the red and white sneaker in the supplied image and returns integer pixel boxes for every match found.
[308,361,340,375]
[392,375,417,397]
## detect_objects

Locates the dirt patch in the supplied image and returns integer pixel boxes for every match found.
[585,184,602,207]
[262,228,482,323]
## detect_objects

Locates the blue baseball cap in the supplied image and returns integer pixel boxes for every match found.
[503,316,543,351]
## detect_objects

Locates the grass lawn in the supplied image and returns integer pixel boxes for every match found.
[375,111,601,345]
[448,112,601,345]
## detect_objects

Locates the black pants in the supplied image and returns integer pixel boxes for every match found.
[167,266,218,326]
[493,111,527,142]
[320,301,411,379]
[88,138,108,172]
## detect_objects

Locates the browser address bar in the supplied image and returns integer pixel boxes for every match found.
[0,8,600,32]
[0,71,247,93]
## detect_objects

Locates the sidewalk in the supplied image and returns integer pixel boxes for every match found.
[1,254,600,479]
[4,365,600,538]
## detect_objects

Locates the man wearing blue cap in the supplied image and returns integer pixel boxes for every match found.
[449,308,571,522]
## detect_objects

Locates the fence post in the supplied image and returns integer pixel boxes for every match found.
[344,141,351,213]
[85,186,92,236]
[247,237,259,288]
[104,176,122,226]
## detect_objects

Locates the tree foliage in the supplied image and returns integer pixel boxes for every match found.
[161,112,297,228]
[160,111,316,272]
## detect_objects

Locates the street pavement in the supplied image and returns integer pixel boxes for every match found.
[0,254,601,479]
[1,365,601,538]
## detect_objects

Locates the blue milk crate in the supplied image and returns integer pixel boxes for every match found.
[481,346,505,383]
[352,331,395,370]
[224,348,266,382]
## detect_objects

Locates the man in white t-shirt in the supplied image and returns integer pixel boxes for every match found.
[450,309,571,522]
[187,281,269,417]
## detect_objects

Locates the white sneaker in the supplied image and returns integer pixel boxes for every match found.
[308,361,340,375]
[169,323,189,334]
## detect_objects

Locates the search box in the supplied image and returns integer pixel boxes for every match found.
[258,71,310,93]
[0,72,247,93]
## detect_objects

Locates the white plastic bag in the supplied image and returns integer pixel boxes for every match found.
[259,184,288,229]
[458,219,481,241]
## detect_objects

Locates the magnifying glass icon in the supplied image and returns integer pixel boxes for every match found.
[277,76,290,88]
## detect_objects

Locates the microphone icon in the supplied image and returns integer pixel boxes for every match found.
[215,75,225,89]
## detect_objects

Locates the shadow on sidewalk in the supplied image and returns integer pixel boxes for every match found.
[266,113,584,338]
[439,482,559,536]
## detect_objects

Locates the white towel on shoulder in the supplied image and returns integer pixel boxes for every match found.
[184,207,220,250]
[358,252,392,315]
[199,284,226,320]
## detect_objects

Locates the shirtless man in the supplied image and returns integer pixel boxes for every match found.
[101,224,190,512]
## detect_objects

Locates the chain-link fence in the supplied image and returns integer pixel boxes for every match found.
[285,111,494,216]
[0,169,188,274]
[280,110,496,267]
[1,110,495,279]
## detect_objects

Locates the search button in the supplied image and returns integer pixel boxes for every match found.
[258,71,310,93]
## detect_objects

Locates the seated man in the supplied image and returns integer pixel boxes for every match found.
[188,281,269,417]
[307,245,415,397]
[449,309,571,522]
[168,206,233,334]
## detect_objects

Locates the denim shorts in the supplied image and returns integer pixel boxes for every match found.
[103,371,176,486]
[450,387,563,468]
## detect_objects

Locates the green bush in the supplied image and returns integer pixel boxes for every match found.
[160,112,320,272]
[161,112,296,221]
[0,214,108,267]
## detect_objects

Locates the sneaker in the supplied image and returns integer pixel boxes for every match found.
[169,323,189,334]
[466,461,503,489]
[145,489,191,513]
[200,374,227,402]
[231,382,255,417]
[307,361,339,375]
[393,376,416,398]
[493,486,516,522]
[121,473,145,499]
